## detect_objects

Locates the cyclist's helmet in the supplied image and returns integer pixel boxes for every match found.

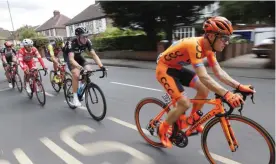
[75,26,89,36]
[4,41,13,48]
[22,39,33,46]
[203,16,233,36]
[54,36,63,47]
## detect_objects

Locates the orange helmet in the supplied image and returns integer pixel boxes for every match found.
[4,41,13,47]
[203,16,233,36]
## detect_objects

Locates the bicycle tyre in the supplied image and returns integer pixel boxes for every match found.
[49,70,61,92]
[64,78,76,109]
[135,97,169,148]
[35,79,46,106]
[25,79,33,99]
[14,72,23,93]
[85,82,106,121]
[201,114,275,164]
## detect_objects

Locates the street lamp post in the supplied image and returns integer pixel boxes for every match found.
[6,0,16,45]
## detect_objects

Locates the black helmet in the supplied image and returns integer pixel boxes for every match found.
[75,26,89,36]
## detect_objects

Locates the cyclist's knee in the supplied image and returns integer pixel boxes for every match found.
[199,87,209,98]
[177,97,191,111]
[71,69,80,79]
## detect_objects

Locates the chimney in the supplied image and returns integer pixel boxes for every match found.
[53,10,60,17]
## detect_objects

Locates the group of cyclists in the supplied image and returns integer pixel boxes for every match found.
[0,16,255,148]
[0,26,107,107]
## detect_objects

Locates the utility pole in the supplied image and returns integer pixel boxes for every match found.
[6,0,16,45]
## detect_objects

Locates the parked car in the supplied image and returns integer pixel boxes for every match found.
[252,37,275,58]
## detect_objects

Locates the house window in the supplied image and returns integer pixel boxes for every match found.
[45,30,50,36]
[69,26,74,36]
[86,21,94,34]
[95,19,102,33]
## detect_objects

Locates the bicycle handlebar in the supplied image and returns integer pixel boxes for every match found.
[80,68,107,79]
[215,86,255,117]
[30,68,47,76]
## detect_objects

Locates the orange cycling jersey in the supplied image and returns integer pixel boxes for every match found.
[157,36,217,69]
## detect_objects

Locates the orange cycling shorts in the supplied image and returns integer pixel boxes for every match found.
[156,62,199,101]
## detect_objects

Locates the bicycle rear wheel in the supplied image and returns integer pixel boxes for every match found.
[34,79,46,106]
[201,114,275,164]
[85,82,106,121]
[135,97,174,148]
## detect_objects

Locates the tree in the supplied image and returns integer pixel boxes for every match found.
[219,1,275,25]
[100,1,214,45]
[16,25,40,41]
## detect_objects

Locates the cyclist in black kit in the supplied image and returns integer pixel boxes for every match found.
[1,41,17,88]
[68,26,106,107]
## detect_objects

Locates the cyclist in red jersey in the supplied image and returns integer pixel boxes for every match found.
[156,16,255,148]
[18,39,47,93]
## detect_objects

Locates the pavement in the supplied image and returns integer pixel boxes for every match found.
[0,58,274,164]
[86,53,275,79]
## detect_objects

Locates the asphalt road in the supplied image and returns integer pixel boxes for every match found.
[0,60,274,164]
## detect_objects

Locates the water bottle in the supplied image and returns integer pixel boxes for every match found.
[77,81,85,96]
[187,110,203,125]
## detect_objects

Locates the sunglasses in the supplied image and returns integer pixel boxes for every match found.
[219,35,230,42]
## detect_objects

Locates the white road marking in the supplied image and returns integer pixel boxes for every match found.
[107,117,151,136]
[199,150,242,164]
[101,162,111,164]
[0,160,10,164]
[0,88,12,92]
[60,125,155,164]
[40,137,83,164]
[13,148,33,164]
[111,82,162,92]
[45,92,55,97]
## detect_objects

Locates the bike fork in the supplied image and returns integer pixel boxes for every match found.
[220,117,238,152]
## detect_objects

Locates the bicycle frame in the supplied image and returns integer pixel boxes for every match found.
[149,97,238,152]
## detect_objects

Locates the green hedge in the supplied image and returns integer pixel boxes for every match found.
[31,37,49,49]
[91,35,163,51]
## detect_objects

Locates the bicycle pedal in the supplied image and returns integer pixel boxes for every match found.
[189,131,199,136]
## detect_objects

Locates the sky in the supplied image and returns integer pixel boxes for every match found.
[0,0,95,31]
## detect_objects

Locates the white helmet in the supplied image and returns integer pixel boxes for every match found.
[22,39,33,46]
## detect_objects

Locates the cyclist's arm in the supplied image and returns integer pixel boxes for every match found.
[207,53,239,89]
[86,49,103,68]
[211,64,239,89]
[48,45,59,65]
[86,39,103,68]
[17,50,26,70]
[195,65,228,96]
[34,48,46,68]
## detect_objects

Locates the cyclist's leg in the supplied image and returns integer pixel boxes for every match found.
[64,52,71,71]
[170,67,209,132]
[53,57,59,72]
[156,64,191,148]
[71,56,85,106]
[5,56,13,86]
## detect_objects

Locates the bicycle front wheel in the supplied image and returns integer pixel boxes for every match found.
[34,79,46,106]
[85,83,106,121]
[201,114,275,164]
[14,72,23,93]
[49,70,61,92]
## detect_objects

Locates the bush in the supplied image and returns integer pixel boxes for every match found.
[31,37,49,49]
[91,35,162,51]
[95,27,146,38]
